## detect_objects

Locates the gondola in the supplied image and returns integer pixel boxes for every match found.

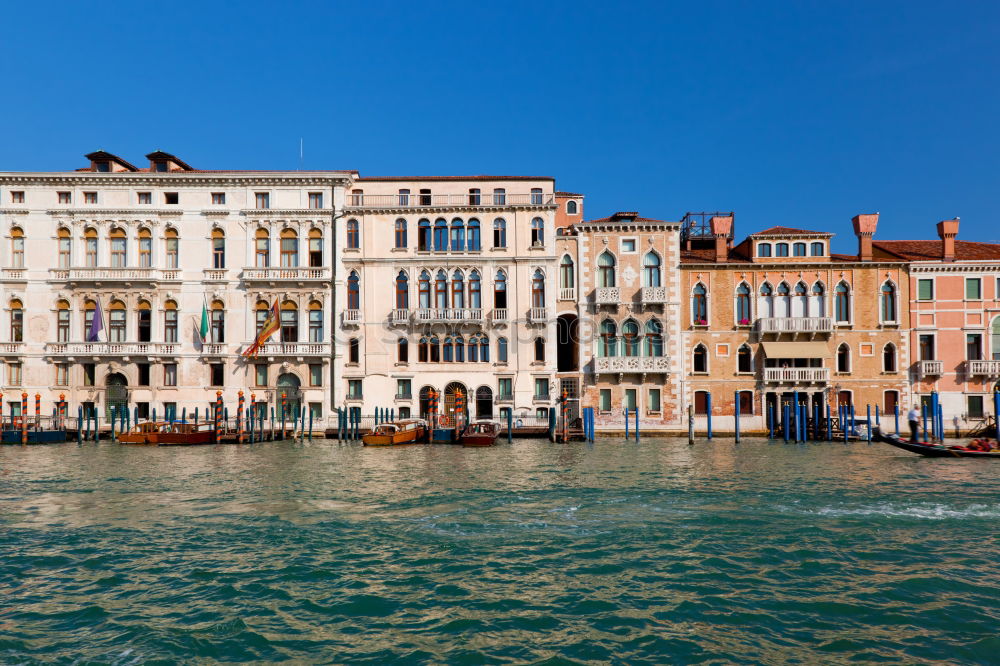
[876,429,1000,458]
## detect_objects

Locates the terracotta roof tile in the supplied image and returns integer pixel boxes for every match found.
[751,226,834,237]
[872,240,1000,261]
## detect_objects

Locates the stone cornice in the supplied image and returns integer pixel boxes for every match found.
[240,209,337,217]
[680,260,906,269]
[343,204,557,216]
[44,208,183,217]
[577,221,681,232]
[910,263,1000,273]
[0,173,355,187]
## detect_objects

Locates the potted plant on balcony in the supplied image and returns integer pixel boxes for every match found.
[738,317,751,327]
[693,318,708,327]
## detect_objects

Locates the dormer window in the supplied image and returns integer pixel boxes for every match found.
[95,161,110,173]
[154,161,168,172]
[811,242,824,256]
[793,242,806,257]
[757,242,772,257]
[776,243,789,257]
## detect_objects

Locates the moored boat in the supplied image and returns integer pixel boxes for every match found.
[460,421,500,447]
[362,420,427,446]
[118,421,166,445]
[158,422,216,446]
[1,429,67,444]
[877,429,1000,458]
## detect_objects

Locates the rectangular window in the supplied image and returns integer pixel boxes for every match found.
[967,334,983,360]
[398,189,410,206]
[648,388,661,413]
[255,364,268,387]
[396,379,411,398]
[621,238,636,253]
[309,364,322,387]
[966,278,982,300]
[163,363,177,386]
[84,192,97,204]
[624,388,637,410]
[11,191,24,204]
[348,338,359,364]
[164,192,179,204]
[83,363,96,386]
[534,378,549,399]
[212,192,226,205]
[137,192,152,205]
[308,192,323,209]
[58,192,71,204]
[968,395,985,419]
[55,364,69,386]
[255,192,270,209]
[210,363,224,387]
[600,388,612,411]
[498,377,512,398]
[536,407,549,420]
[348,379,363,398]
[917,279,934,301]
[399,406,411,419]
[919,334,935,361]
[137,363,150,386]
[8,363,22,386]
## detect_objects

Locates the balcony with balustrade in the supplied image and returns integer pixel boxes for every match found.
[389,309,411,325]
[345,192,554,211]
[595,356,671,374]
[240,342,330,359]
[919,359,943,377]
[201,343,227,356]
[491,308,508,324]
[44,341,180,359]
[559,287,577,301]
[528,307,548,324]
[762,367,830,384]
[594,287,620,307]
[967,359,1000,377]
[241,266,331,286]
[48,267,179,286]
[757,317,833,336]
[0,342,23,356]
[342,309,362,327]
[413,308,484,324]
[640,287,667,305]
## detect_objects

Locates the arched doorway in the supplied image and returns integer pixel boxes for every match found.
[444,382,469,423]
[106,373,128,419]
[557,313,579,372]
[276,373,301,420]
[419,385,435,419]
[475,386,494,420]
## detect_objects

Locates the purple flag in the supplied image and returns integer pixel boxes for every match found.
[87,299,104,342]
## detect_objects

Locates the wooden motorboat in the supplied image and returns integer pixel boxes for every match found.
[158,422,216,446]
[460,421,500,447]
[362,420,427,447]
[118,421,165,445]
[877,429,1000,458]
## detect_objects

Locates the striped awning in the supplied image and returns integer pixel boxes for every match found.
[760,341,830,359]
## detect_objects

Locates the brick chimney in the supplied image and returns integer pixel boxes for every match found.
[709,215,733,263]
[852,213,879,261]
[937,217,959,262]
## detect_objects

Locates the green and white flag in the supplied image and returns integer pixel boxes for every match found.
[199,302,210,342]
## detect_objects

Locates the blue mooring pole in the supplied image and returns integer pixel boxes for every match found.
[706,392,713,441]
[624,407,629,439]
[507,409,513,443]
[782,403,789,443]
[894,404,900,436]
[768,402,775,440]
[826,403,832,441]
[77,406,83,444]
[634,408,639,443]
[922,403,928,441]
[734,391,740,444]
[866,404,872,443]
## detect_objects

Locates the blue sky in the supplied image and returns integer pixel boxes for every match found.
[3,1,999,252]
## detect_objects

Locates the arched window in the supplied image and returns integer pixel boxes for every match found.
[468,334,479,362]
[443,336,454,362]
[56,299,70,342]
[454,336,465,363]
[308,228,323,266]
[497,336,508,362]
[738,344,753,373]
[138,227,152,267]
[776,243,789,257]
[435,270,448,309]
[776,282,791,318]
[212,229,225,269]
[469,270,482,309]
[531,188,543,205]
[811,282,825,317]
[450,218,465,251]
[394,218,407,249]
[566,200,578,215]
[534,337,545,362]
[531,269,545,307]
[883,343,896,372]
[164,228,178,268]
[83,299,96,340]
[452,270,465,308]
[109,227,126,268]
[793,242,807,257]
[600,320,617,357]
[211,300,225,343]
[137,300,151,342]
[433,218,447,251]
[735,282,751,324]
[395,270,409,310]
[429,335,440,362]
[417,219,431,251]
[8,227,24,269]
[598,251,616,288]
[164,300,178,342]
[9,298,23,342]
[692,283,708,324]
[84,227,98,267]
[280,300,298,342]
[398,337,408,363]
[643,252,661,287]
[347,271,360,309]
[346,219,360,249]
[418,270,431,309]
[793,282,808,317]
[757,242,772,258]
[560,255,575,289]
[493,218,507,248]
[837,343,851,373]
[480,333,490,362]
[810,242,824,256]
[255,228,270,267]
[622,319,640,356]
[255,300,270,335]
[308,301,323,342]
[693,343,708,373]
[645,319,664,357]
[57,228,72,268]
[881,281,897,322]
[835,282,851,323]
[758,282,774,318]
[494,270,507,308]
[418,336,429,362]
[530,217,544,246]
[467,218,481,251]
[107,300,125,342]
[280,229,298,267]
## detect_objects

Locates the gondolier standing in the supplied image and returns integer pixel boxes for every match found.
[908,405,920,442]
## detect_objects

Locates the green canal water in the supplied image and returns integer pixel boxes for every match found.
[1,438,998,664]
